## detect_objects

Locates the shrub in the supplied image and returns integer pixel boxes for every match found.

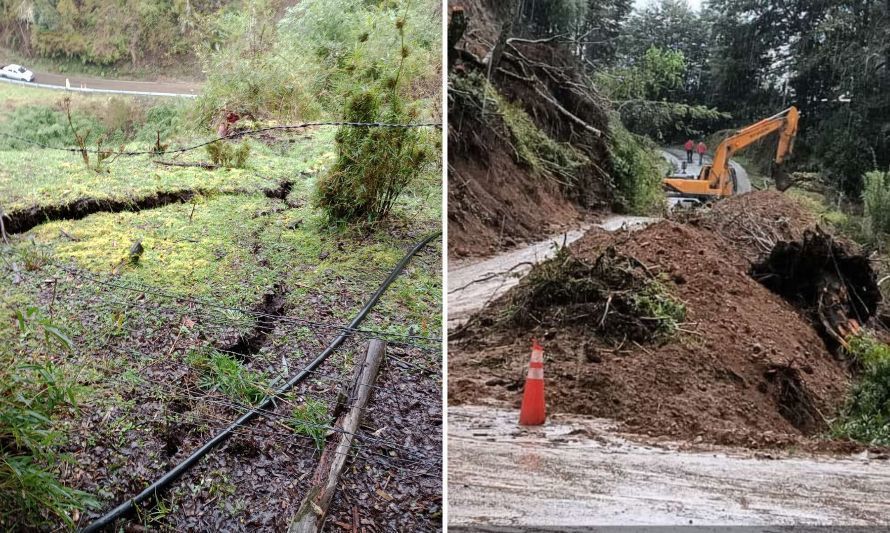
[314,90,432,222]
[832,333,890,445]
[205,141,251,169]
[607,120,666,215]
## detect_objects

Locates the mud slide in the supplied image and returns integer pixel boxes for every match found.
[449,406,890,527]
[448,191,890,526]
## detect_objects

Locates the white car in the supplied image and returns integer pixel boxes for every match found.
[0,64,35,82]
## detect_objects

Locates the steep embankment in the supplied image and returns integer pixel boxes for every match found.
[447,1,613,258]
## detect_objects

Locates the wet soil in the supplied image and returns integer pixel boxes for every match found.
[4,180,293,234]
[449,191,880,450]
[16,226,441,531]
[449,406,890,527]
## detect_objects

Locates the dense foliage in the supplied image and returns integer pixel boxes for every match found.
[0,0,240,68]
[616,0,890,196]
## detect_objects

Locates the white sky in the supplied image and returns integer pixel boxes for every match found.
[633,0,703,12]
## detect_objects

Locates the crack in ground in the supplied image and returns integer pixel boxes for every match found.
[4,180,295,234]
[221,283,289,362]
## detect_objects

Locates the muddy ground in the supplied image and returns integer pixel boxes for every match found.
[449,406,890,527]
[13,237,442,531]
[449,191,882,450]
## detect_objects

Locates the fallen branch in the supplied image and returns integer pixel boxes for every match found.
[153,160,219,170]
[288,340,386,533]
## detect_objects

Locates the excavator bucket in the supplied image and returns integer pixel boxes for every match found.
[772,166,794,192]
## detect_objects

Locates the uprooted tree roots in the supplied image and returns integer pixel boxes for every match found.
[751,229,880,348]
[501,247,686,342]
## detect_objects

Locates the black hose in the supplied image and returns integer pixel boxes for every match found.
[81,231,441,532]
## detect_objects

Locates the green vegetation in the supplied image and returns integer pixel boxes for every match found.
[1,335,97,529]
[607,121,665,215]
[832,333,890,446]
[597,47,728,142]
[631,278,687,338]
[494,89,589,191]
[196,0,440,123]
[0,0,239,72]
[315,90,434,223]
[862,171,890,242]
[205,140,251,169]
[187,348,269,406]
[288,398,331,451]
[507,247,685,342]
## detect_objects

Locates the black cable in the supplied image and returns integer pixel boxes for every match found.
[81,230,440,532]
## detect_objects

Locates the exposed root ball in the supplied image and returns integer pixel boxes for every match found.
[751,229,880,344]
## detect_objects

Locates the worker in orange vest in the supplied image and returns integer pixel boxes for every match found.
[684,139,694,163]
[696,141,707,165]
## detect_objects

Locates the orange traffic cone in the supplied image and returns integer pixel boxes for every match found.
[519,339,545,425]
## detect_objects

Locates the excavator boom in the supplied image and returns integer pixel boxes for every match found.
[664,106,799,201]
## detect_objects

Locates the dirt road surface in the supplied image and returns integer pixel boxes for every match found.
[447,216,656,329]
[448,406,890,527]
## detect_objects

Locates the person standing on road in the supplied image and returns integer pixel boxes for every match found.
[696,141,707,165]
[684,139,694,163]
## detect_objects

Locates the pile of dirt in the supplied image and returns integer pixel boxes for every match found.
[447,0,611,258]
[450,191,880,448]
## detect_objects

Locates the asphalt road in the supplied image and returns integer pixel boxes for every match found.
[0,67,201,97]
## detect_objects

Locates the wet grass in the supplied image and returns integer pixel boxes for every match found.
[0,85,440,529]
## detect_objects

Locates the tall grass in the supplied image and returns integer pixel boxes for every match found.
[0,356,97,528]
[862,170,890,240]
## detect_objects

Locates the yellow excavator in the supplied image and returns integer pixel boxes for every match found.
[664,106,800,201]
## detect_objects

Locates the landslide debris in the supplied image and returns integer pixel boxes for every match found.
[450,191,881,448]
[447,0,611,258]
[494,246,686,343]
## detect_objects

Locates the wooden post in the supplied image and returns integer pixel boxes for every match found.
[288,339,386,533]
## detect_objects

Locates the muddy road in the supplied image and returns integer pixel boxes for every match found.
[449,406,890,527]
[447,195,890,527]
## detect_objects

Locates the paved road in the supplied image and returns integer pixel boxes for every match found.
[447,216,656,329]
[449,406,890,527]
[0,67,201,97]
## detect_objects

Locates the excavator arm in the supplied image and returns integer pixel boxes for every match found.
[664,106,799,200]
